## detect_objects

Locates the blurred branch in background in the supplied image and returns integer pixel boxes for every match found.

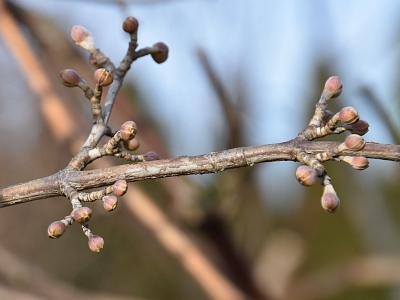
[197,47,243,149]
[126,188,246,300]
[360,87,400,144]
[0,0,77,143]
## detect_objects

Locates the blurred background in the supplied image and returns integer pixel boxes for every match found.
[1,0,400,299]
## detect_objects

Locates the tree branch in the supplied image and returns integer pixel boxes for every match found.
[1,140,398,208]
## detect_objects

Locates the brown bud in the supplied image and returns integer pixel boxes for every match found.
[103,195,118,211]
[341,156,369,170]
[120,121,137,141]
[59,69,86,87]
[151,42,169,64]
[70,25,95,51]
[112,180,128,196]
[295,166,318,186]
[94,68,113,86]
[321,184,340,213]
[88,235,104,252]
[123,138,140,151]
[122,16,139,33]
[347,120,369,136]
[324,76,343,98]
[144,151,160,161]
[47,221,67,239]
[344,134,365,151]
[339,107,359,124]
[71,207,92,223]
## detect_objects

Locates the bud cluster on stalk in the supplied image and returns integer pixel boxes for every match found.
[50,15,167,252]
[294,76,371,213]
[48,117,161,251]
[47,179,130,251]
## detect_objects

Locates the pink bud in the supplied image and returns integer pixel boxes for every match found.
[344,134,365,151]
[120,121,138,141]
[321,184,340,213]
[324,76,343,98]
[70,25,95,51]
[112,180,128,196]
[295,166,318,186]
[59,69,85,87]
[88,235,104,252]
[71,25,90,42]
[71,207,92,223]
[144,151,160,161]
[102,195,118,211]
[321,193,340,213]
[339,107,359,124]
[47,221,67,239]
[341,156,369,170]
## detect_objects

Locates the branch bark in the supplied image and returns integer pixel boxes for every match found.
[1,140,398,208]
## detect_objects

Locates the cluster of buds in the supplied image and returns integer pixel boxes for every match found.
[47,180,128,247]
[302,76,369,139]
[51,16,166,252]
[98,121,160,162]
[295,76,370,213]
[48,119,159,251]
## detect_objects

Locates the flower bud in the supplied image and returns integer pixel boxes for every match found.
[347,120,369,136]
[344,134,365,151]
[339,107,359,124]
[321,184,340,213]
[59,69,87,88]
[144,151,160,161]
[94,68,113,87]
[324,76,342,98]
[112,180,128,196]
[103,195,118,211]
[71,207,92,223]
[70,25,96,51]
[341,156,369,170]
[122,16,139,33]
[151,42,169,64]
[295,166,318,186]
[47,221,67,239]
[120,121,137,141]
[123,138,140,151]
[88,235,104,252]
